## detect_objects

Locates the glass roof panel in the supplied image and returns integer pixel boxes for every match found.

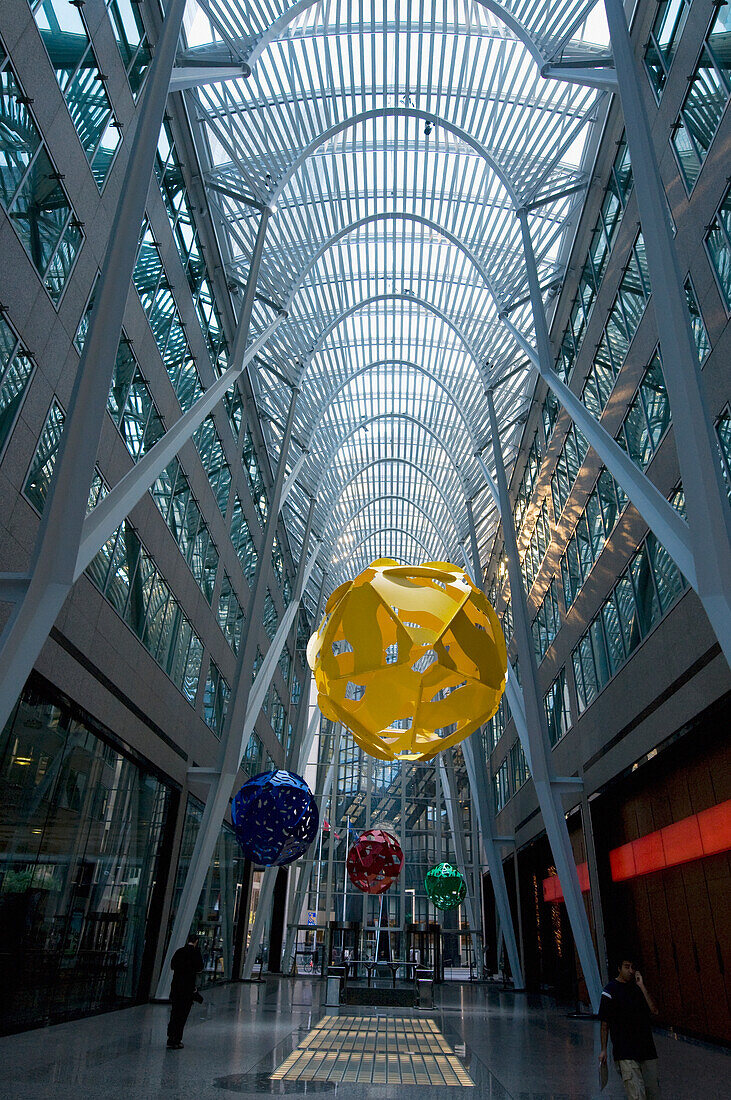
[185,0,609,599]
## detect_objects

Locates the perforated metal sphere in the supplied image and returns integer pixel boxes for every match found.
[425,862,467,911]
[231,770,318,866]
[346,827,404,894]
[307,559,506,762]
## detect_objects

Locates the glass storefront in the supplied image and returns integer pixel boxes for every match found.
[0,679,173,1032]
[168,795,248,987]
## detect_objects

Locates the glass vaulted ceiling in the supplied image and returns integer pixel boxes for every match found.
[182,0,610,606]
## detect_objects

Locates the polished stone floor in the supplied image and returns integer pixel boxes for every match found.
[1,978,728,1099]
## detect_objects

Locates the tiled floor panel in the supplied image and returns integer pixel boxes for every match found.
[270,1014,474,1086]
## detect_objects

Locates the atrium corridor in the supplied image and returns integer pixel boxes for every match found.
[0,979,728,1100]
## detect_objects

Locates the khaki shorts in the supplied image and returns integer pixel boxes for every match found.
[617,1058,661,1099]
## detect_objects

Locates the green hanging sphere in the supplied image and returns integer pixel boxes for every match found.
[424,862,467,911]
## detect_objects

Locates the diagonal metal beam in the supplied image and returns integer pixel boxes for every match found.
[0,0,188,734]
[485,389,602,1011]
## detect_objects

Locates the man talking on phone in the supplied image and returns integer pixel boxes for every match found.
[598,955,660,1098]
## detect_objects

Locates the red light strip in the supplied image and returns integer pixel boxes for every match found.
[541,800,731,902]
[542,862,590,903]
[609,799,731,882]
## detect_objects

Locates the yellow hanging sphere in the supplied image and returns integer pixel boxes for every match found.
[307,559,507,762]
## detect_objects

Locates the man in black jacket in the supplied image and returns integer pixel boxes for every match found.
[167,933,204,1050]
[598,955,660,1097]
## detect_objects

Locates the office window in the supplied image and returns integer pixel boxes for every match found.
[544,668,571,747]
[0,51,83,301]
[532,578,561,662]
[582,235,650,418]
[493,759,510,814]
[242,430,269,525]
[509,740,529,794]
[0,315,34,456]
[512,431,541,532]
[23,400,65,511]
[717,408,731,496]
[644,0,691,98]
[31,0,120,187]
[706,184,731,311]
[204,659,230,736]
[671,8,731,191]
[132,221,203,412]
[684,277,710,362]
[0,682,171,1031]
[270,688,285,741]
[194,416,231,517]
[217,573,245,653]
[483,695,510,755]
[107,336,164,459]
[263,590,278,642]
[230,496,258,584]
[155,121,229,377]
[87,518,205,703]
[617,352,671,471]
[242,730,264,775]
[106,0,151,96]
[521,497,551,592]
[572,530,687,713]
[551,424,589,518]
[561,468,627,610]
[553,137,633,386]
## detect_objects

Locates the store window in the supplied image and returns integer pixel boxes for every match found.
[0,679,173,1031]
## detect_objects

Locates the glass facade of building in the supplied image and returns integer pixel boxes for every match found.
[0,680,174,1031]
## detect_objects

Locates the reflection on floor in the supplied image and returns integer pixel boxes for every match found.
[1,977,729,1099]
[271,1015,474,1086]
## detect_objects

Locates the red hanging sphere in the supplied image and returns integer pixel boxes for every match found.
[346,827,404,894]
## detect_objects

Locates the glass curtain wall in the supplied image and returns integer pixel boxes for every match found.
[287,719,479,975]
[0,679,172,1032]
[167,795,247,988]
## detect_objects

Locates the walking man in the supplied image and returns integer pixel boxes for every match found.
[598,955,660,1098]
[167,932,204,1050]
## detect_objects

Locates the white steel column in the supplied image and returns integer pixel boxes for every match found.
[461,735,524,986]
[603,0,731,665]
[463,499,524,987]
[485,390,602,1011]
[0,0,188,731]
[438,753,482,973]
[155,392,302,998]
[239,497,318,978]
[282,723,342,971]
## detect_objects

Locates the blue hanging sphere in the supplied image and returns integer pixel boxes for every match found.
[231,770,319,866]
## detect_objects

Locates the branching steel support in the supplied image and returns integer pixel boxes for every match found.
[603,0,731,665]
[512,211,697,590]
[485,390,602,1011]
[460,737,523,984]
[463,500,524,987]
[438,753,482,973]
[0,0,188,733]
[282,723,342,971]
[155,391,303,998]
